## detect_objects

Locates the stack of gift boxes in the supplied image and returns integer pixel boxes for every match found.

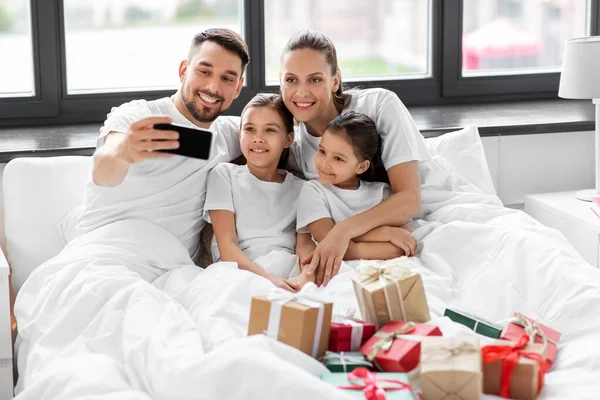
[246,257,561,400]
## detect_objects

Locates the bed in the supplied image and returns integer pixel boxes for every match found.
[3,126,600,400]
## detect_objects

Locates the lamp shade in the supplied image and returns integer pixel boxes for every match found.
[558,36,600,100]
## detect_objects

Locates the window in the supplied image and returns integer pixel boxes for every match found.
[462,0,589,77]
[263,0,431,85]
[0,0,34,98]
[62,0,243,94]
[0,0,599,126]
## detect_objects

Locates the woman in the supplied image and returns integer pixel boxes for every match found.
[280,30,431,286]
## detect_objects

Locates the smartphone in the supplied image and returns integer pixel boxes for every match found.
[153,123,213,160]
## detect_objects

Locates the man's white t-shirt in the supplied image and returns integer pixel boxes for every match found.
[290,88,431,180]
[296,180,392,232]
[203,163,305,262]
[71,97,242,262]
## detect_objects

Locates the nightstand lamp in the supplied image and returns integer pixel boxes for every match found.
[558,36,600,202]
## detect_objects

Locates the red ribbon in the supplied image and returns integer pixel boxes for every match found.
[481,334,548,398]
[337,367,416,400]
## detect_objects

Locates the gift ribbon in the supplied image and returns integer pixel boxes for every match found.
[332,308,364,351]
[366,322,417,362]
[337,367,418,400]
[481,334,548,398]
[509,313,557,348]
[324,351,372,373]
[423,341,480,360]
[356,257,415,324]
[265,284,325,358]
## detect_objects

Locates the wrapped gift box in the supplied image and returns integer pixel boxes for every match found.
[329,317,376,352]
[352,258,431,329]
[360,321,442,372]
[420,336,482,400]
[501,312,561,368]
[482,336,547,400]
[247,289,332,359]
[444,308,502,338]
[323,351,374,373]
[321,368,419,399]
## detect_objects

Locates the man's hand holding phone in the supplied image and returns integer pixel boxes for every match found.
[116,116,180,164]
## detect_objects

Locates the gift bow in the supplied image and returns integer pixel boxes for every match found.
[423,341,480,360]
[332,308,364,351]
[265,283,325,358]
[357,258,415,323]
[481,334,548,398]
[337,367,417,400]
[510,313,557,347]
[367,322,417,362]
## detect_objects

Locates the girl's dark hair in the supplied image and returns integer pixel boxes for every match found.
[325,111,389,184]
[241,93,294,169]
[282,30,346,111]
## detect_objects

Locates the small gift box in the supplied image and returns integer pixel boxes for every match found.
[444,308,502,338]
[501,312,560,368]
[323,351,374,373]
[329,312,376,352]
[360,321,442,372]
[420,336,482,400]
[352,257,431,329]
[321,368,419,399]
[247,285,333,359]
[482,335,548,400]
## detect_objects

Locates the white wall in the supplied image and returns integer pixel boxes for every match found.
[0,129,595,255]
[481,130,595,204]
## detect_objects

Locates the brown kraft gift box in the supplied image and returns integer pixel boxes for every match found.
[420,336,482,400]
[483,339,547,400]
[352,258,430,329]
[247,295,333,359]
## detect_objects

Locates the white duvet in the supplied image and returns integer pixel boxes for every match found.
[12,189,600,400]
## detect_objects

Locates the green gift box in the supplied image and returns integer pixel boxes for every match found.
[321,369,418,399]
[444,308,502,338]
[323,351,373,373]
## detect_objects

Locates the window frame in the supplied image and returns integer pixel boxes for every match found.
[0,0,598,127]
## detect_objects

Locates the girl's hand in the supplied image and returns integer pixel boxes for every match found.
[270,276,299,292]
[285,271,315,290]
[303,226,350,287]
[389,226,417,256]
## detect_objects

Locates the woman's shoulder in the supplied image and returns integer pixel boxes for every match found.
[346,87,396,105]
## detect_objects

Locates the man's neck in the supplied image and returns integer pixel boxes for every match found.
[171,92,213,130]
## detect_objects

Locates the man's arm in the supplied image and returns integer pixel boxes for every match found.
[92,116,179,187]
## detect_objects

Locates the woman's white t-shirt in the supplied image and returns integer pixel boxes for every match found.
[296,180,392,232]
[71,97,241,262]
[204,163,305,263]
[290,88,431,180]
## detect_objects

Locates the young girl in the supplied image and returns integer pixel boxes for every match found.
[297,111,416,270]
[280,30,429,285]
[204,93,315,292]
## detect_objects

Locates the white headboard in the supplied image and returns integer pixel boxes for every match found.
[3,156,92,293]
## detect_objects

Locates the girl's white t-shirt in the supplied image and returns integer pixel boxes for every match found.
[203,163,305,262]
[290,88,431,180]
[71,97,242,262]
[296,179,392,232]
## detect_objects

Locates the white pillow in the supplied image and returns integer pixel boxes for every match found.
[424,126,496,196]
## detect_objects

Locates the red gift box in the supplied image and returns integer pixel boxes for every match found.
[501,312,561,368]
[329,318,376,352]
[360,321,442,372]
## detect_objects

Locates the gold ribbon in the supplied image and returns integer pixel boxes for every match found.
[509,313,557,349]
[422,341,480,361]
[366,322,417,361]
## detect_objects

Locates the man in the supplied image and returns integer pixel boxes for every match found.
[71,28,249,264]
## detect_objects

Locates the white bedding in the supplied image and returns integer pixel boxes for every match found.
[13,194,600,399]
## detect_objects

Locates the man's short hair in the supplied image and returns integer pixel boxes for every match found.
[189,28,250,72]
